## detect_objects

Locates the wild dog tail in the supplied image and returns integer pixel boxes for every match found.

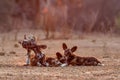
[96,60,104,66]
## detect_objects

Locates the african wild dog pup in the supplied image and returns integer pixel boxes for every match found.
[44,52,66,67]
[62,43,103,66]
[19,35,47,66]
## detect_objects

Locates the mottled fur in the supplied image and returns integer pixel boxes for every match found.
[62,43,102,66]
[19,35,47,66]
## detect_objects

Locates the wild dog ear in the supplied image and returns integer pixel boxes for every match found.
[71,46,77,52]
[38,45,47,49]
[62,43,67,50]
[56,52,62,60]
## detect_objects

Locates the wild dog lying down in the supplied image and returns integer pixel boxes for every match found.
[46,52,66,67]
[19,35,47,66]
[61,43,103,66]
[30,52,66,67]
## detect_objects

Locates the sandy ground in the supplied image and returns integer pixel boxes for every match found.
[0,31,120,80]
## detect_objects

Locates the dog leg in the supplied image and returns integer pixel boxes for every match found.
[24,49,31,66]
[26,53,30,65]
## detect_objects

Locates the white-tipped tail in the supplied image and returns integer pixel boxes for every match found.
[60,63,68,67]
[98,63,105,66]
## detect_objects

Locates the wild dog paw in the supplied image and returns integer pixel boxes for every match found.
[45,62,49,67]
[37,62,42,67]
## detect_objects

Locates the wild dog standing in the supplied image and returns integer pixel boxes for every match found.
[19,35,47,66]
[62,43,102,66]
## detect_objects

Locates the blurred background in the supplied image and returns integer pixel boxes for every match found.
[0,0,120,39]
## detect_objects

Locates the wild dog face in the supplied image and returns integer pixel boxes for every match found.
[56,52,66,64]
[56,52,69,67]
[19,40,30,49]
[44,52,66,67]
[62,43,77,59]
[19,35,36,49]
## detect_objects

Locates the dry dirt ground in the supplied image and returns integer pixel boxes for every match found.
[0,32,120,80]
